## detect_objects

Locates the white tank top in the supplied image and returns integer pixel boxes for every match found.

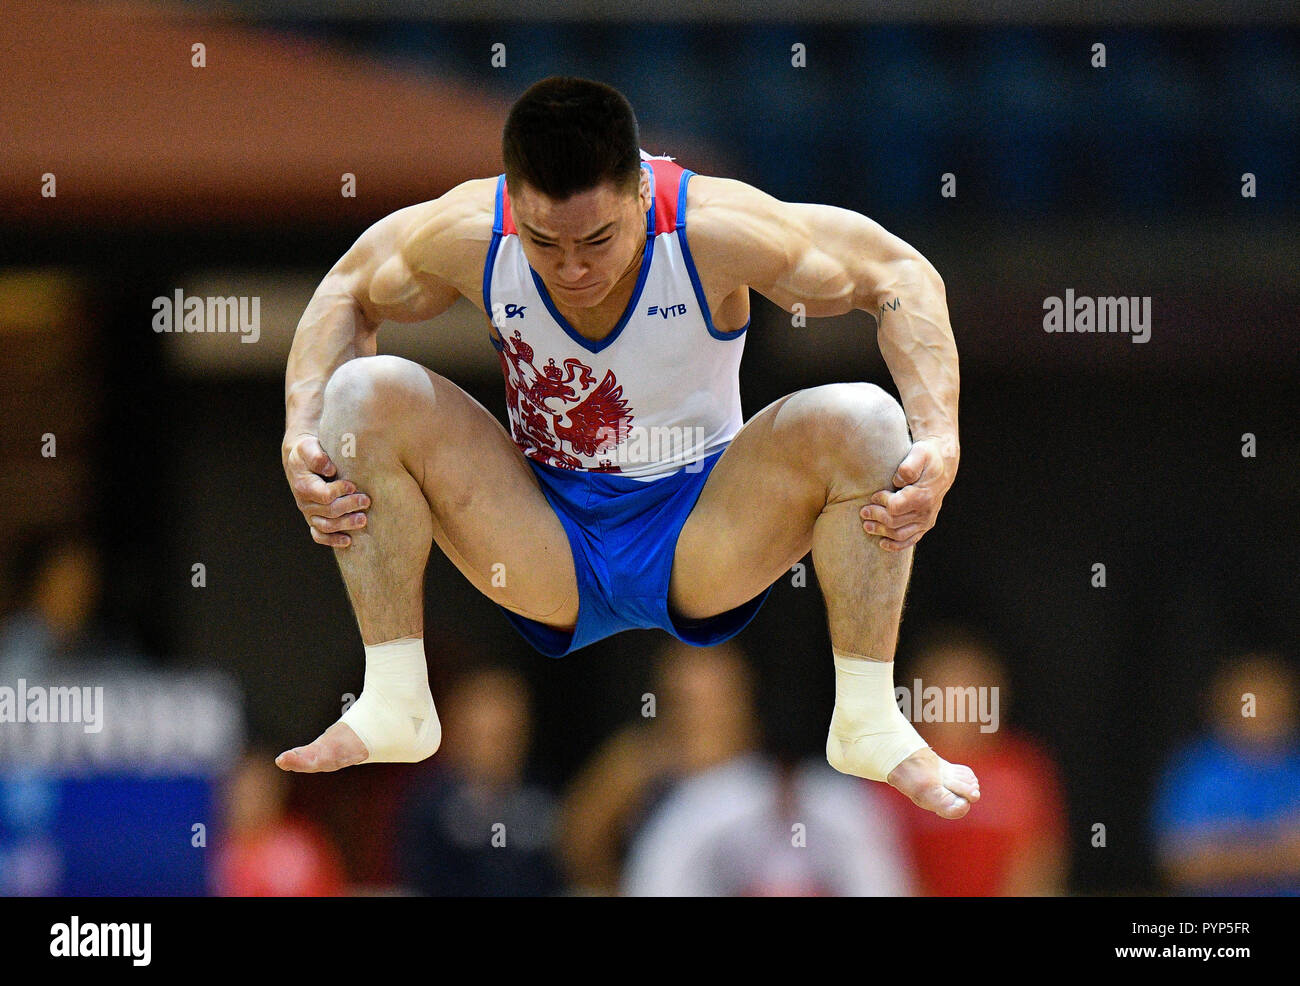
[484,153,748,479]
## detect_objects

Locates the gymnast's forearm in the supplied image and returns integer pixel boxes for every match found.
[284,285,378,448]
[873,260,959,452]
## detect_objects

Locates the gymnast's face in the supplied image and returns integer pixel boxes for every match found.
[512,172,651,310]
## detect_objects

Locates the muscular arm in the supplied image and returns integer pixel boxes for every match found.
[284,194,477,445]
[282,180,492,545]
[689,176,958,549]
[688,176,957,448]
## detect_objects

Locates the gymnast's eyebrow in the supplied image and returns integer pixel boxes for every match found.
[520,221,616,243]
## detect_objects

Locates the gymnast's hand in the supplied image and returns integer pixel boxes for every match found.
[282,433,371,548]
[860,436,958,552]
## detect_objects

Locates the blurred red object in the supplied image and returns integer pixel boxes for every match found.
[214,816,345,897]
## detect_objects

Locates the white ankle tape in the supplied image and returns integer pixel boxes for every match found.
[340,636,441,764]
[826,650,928,782]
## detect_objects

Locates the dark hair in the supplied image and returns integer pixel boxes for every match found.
[502,77,641,201]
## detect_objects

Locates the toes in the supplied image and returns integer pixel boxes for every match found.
[937,793,972,819]
[276,744,325,773]
[943,765,981,803]
[921,779,972,819]
[893,758,981,819]
[275,724,370,774]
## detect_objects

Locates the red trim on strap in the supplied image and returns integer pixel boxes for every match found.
[501,179,516,235]
[647,157,684,235]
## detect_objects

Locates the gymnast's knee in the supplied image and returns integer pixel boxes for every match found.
[784,382,912,496]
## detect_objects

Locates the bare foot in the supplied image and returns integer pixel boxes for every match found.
[276,720,370,773]
[886,748,980,819]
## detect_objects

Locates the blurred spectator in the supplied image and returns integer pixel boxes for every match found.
[0,531,143,679]
[621,752,913,896]
[394,667,562,896]
[213,750,346,896]
[564,639,912,896]
[559,639,759,894]
[884,625,1069,896]
[1152,653,1300,896]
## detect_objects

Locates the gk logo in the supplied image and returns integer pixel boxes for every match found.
[504,304,527,319]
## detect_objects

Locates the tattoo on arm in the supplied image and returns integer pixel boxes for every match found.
[879,297,901,320]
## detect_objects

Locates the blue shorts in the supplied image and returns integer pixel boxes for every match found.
[500,446,774,657]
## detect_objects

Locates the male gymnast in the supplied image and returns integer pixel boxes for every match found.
[278,77,979,819]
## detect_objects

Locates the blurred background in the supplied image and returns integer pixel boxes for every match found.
[1,1,1297,896]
